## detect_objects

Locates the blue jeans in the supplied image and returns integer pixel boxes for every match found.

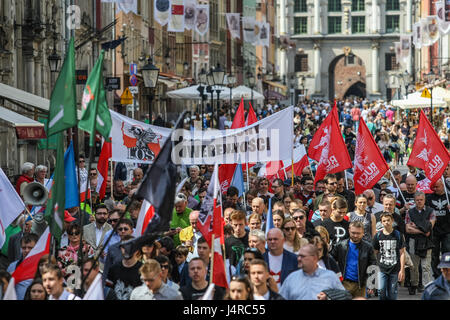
[379,272,398,300]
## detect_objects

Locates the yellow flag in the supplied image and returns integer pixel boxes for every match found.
[421,88,431,98]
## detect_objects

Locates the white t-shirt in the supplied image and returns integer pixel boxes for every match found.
[253,291,270,300]
[268,252,283,289]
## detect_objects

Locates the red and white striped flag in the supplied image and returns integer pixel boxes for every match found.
[134,200,155,237]
[96,140,112,200]
[12,227,51,283]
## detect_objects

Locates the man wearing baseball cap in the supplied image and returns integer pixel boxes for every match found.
[422,252,450,300]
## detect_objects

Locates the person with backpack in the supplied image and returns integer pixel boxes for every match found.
[372,212,406,300]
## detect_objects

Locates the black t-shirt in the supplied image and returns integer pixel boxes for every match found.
[225,231,249,267]
[372,230,405,274]
[316,218,349,247]
[180,283,226,300]
[397,191,416,216]
[374,211,405,235]
[426,193,450,235]
[107,261,143,300]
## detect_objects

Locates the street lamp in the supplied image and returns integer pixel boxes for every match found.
[206,68,214,128]
[227,73,236,110]
[212,63,225,129]
[247,70,255,108]
[48,49,61,74]
[197,68,207,129]
[141,57,160,125]
[290,75,296,106]
[425,69,437,124]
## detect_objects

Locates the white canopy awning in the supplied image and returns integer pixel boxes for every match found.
[390,91,446,109]
[222,85,265,101]
[0,106,44,126]
[166,84,231,100]
[0,82,82,119]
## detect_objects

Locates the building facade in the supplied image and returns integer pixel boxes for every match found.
[281,0,415,102]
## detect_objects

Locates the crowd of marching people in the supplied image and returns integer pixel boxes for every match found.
[1,97,450,301]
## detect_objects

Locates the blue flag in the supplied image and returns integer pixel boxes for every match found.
[64,140,79,208]
[265,197,274,248]
[230,162,245,197]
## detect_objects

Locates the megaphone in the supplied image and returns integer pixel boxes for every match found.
[23,182,48,206]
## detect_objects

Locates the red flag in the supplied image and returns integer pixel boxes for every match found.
[218,164,237,194]
[246,102,258,126]
[96,140,111,200]
[12,228,51,283]
[353,118,389,195]
[231,98,245,129]
[308,106,352,184]
[416,177,434,194]
[407,110,450,185]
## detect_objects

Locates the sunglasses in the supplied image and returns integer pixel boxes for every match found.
[293,216,305,220]
[284,227,296,231]
[79,160,85,163]
[160,264,170,270]
[118,227,130,232]
[328,182,337,185]
[68,232,80,236]
[367,197,374,200]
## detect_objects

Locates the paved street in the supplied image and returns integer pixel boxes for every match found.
[367,284,422,300]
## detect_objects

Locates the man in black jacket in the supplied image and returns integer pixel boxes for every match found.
[249,259,285,300]
[331,221,377,298]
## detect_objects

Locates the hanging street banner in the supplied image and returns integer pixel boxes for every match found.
[171,106,293,165]
[110,110,172,164]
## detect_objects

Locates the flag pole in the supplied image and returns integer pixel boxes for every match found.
[442,176,450,205]
[209,233,215,286]
[344,170,349,190]
[389,168,406,203]
[110,159,114,197]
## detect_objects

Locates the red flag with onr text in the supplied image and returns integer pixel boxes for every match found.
[353,117,389,195]
[96,140,111,200]
[407,110,450,185]
[308,106,352,184]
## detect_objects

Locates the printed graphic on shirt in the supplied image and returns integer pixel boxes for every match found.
[269,270,281,285]
[379,240,397,267]
[114,280,134,300]
[333,226,347,243]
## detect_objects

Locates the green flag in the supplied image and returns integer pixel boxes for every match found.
[78,50,112,147]
[44,133,66,245]
[47,38,77,137]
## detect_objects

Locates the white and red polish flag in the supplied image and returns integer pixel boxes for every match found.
[0,167,25,248]
[12,227,51,283]
[308,105,352,185]
[96,140,112,201]
[134,200,155,237]
[209,163,228,288]
[353,118,389,195]
[407,110,450,186]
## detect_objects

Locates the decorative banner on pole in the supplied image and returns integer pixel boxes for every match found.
[242,17,257,44]
[195,4,209,36]
[184,0,197,30]
[168,0,185,32]
[425,16,440,45]
[400,35,411,58]
[171,106,293,165]
[436,0,450,34]
[412,22,422,49]
[110,110,172,164]
[259,22,270,47]
[226,13,241,39]
[394,42,403,68]
[154,0,172,26]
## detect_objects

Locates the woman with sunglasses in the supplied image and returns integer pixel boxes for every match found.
[282,218,308,255]
[347,194,376,243]
[57,223,94,281]
[224,275,254,300]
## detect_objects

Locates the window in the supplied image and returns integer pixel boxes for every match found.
[328,0,342,12]
[345,54,355,65]
[328,16,342,34]
[386,15,400,33]
[352,16,365,33]
[294,0,307,12]
[385,53,399,70]
[351,0,364,11]
[386,0,400,11]
[294,17,308,34]
[295,54,308,72]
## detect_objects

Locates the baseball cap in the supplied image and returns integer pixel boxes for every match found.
[64,210,76,223]
[437,252,450,269]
